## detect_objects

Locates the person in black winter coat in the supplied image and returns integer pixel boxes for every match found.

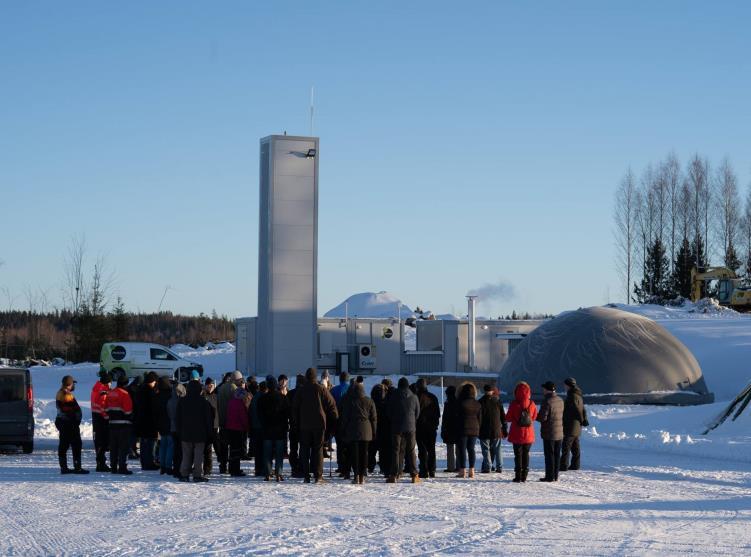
[456,382,482,478]
[560,377,587,472]
[291,368,338,483]
[478,385,507,473]
[127,376,142,459]
[368,383,385,474]
[386,377,420,483]
[287,374,304,477]
[335,379,356,478]
[136,372,160,471]
[415,378,440,479]
[441,385,459,473]
[156,376,174,475]
[258,377,290,481]
[340,382,377,484]
[176,380,214,482]
[202,378,220,476]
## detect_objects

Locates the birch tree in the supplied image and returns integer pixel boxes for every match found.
[614,169,638,303]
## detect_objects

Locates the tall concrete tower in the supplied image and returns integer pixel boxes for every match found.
[257,135,319,375]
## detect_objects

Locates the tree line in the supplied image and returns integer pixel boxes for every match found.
[0,307,234,363]
[613,153,751,303]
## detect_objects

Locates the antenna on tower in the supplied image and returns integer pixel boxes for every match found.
[309,86,315,136]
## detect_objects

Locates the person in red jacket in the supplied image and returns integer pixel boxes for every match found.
[505,382,538,483]
[90,370,112,472]
[105,375,135,475]
[225,388,250,477]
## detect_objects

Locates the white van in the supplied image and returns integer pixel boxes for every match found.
[100,342,204,383]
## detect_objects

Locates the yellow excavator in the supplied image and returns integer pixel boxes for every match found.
[691,266,751,311]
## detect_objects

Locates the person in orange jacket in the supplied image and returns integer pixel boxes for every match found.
[55,375,89,474]
[90,370,112,472]
[105,375,135,475]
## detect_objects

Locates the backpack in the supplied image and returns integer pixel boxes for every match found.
[518,401,532,427]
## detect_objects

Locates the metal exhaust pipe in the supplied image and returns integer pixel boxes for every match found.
[467,295,477,370]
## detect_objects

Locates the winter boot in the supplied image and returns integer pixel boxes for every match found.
[57,455,73,474]
[455,469,466,478]
[386,476,396,483]
[521,469,529,482]
[96,448,111,472]
[352,476,359,485]
[411,474,421,484]
[359,475,365,485]
[468,469,475,479]
[118,467,133,475]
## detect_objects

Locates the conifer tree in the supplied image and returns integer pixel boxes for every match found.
[634,238,672,302]
[111,297,128,341]
[724,240,742,273]
[672,237,693,298]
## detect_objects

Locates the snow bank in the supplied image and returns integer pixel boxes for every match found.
[585,402,751,463]
[324,291,413,318]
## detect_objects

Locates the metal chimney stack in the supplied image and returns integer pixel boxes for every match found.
[467,295,477,370]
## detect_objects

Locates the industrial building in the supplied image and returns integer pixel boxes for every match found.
[235,314,543,379]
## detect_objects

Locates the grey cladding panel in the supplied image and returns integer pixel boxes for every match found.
[274,176,315,202]
[271,273,315,303]
[273,200,316,226]
[273,225,315,252]
[274,225,315,251]
[272,249,315,276]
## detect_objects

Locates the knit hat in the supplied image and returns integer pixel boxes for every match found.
[541,381,557,391]
[564,377,577,388]
[191,370,201,381]
[232,370,243,381]
[205,377,215,385]
[305,367,317,383]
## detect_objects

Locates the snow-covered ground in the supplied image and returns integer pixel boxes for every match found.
[2,304,751,555]
[1,426,750,555]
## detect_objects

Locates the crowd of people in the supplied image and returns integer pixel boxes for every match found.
[54,367,588,484]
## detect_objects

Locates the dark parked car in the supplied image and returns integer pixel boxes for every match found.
[0,368,34,453]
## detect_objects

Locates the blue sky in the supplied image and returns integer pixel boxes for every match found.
[2,1,751,318]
